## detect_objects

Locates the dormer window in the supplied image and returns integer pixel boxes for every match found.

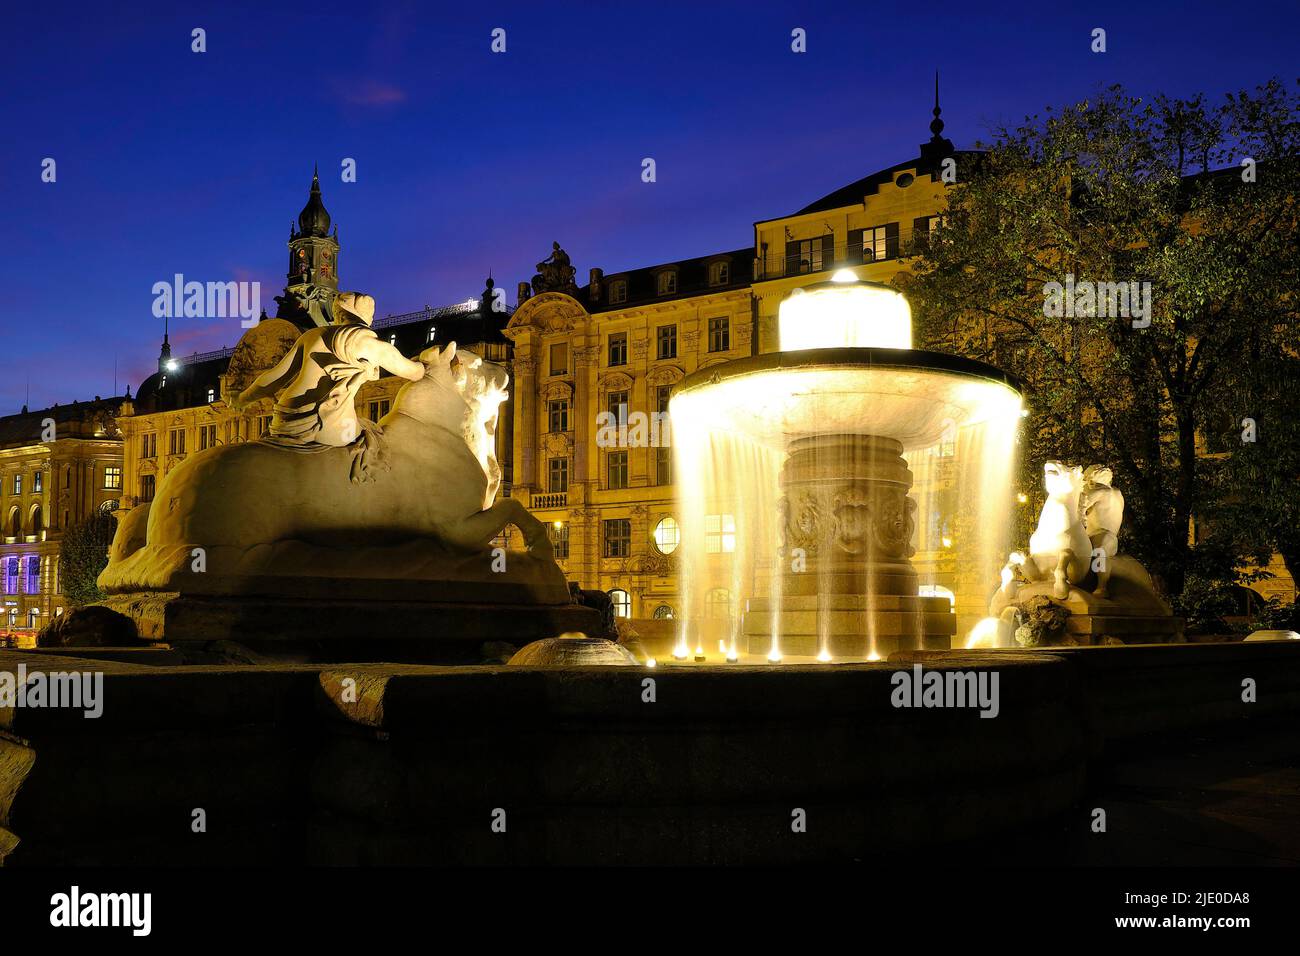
[709,261,730,286]
[656,270,677,296]
[608,279,627,305]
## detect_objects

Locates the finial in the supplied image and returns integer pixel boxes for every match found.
[930,71,945,140]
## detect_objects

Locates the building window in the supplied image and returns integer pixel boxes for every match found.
[705,513,736,554]
[140,474,156,503]
[24,556,39,595]
[607,451,628,490]
[709,260,730,286]
[609,588,631,618]
[652,605,675,620]
[368,400,391,422]
[654,385,672,416]
[548,457,569,494]
[30,507,43,537]
[547,398,570,433]
[862,223,900,262]
[656,270,677,296]
[199,424,218,450]
[607,389,629,421]
[12,475,21,495]
[603,518,631,558]
[911,216,938,254]
[103,466,122,490]
[652,516,680,554]
[608,280,628,304]
[654,446,672,486]
[2,557,17,595]
[708,316,730,353]
[142,433,157,458]
[207,387,216,403]
[550,342,568,375]
[33,471,42,493]
[548,523,570,560]
[656,324,677,360]
[608,332,628,367]
[705,587,733,619]
[169,429,186,455]
[795,237,826,274]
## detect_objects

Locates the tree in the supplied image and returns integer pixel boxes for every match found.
[58,511,116,608]
[898,80,1300,610]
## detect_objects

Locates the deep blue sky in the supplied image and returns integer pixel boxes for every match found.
[2,0,1296,411]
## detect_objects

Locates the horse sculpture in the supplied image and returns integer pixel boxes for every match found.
[99,342,555,597]
[1000,461,1093,601]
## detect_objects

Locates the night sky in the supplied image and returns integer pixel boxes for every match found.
[3,0,1296,412]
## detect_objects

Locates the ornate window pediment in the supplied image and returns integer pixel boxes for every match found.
[541,381,574,402]
[646,364,684,387]
[506,292,588,335]
[599,370,634,393]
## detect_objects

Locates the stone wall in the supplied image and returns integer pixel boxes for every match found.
[2,641,1298,865]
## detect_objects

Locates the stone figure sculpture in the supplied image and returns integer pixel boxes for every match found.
[990,460,1178,645]
[100,317,556,598]
[1000,461,1092,600]
[233,291,421,448]
[1081,464,1125,598]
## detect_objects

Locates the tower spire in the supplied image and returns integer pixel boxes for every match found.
[929,71,944,141]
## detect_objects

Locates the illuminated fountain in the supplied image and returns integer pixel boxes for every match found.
[670,273,1024,663]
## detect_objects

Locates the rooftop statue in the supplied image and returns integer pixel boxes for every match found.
[531,241,578,295]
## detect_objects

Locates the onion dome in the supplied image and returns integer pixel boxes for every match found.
[296,165,331,238]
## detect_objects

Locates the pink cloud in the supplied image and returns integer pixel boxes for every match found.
[342,80,407,106]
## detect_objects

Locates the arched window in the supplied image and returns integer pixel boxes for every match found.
[705,587,732,619]
[6,507,18,539]
[652,605,675,620]
[29,505,42,537]
[652,516,679,554]
[608,588,631,618]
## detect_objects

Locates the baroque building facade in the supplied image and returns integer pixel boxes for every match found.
[0,398,126,639]
[504,117,969,623]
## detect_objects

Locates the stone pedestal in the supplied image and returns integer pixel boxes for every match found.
[96,587,601,664]
[989,555,1184,647]
[742,435,954,658]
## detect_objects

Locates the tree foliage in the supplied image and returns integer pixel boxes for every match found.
[58,511,116,608]
[899,80,1300,608]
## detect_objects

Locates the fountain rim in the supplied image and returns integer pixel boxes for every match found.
[673,347,1024,399]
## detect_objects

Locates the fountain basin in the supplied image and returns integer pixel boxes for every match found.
[673,347,1022,448]
[671,344,1023,662]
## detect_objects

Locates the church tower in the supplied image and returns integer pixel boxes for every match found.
[274,166,341,328]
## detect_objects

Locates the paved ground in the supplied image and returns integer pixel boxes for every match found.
[956,713,1300,865]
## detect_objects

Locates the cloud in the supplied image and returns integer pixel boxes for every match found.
[342,80,407,107]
